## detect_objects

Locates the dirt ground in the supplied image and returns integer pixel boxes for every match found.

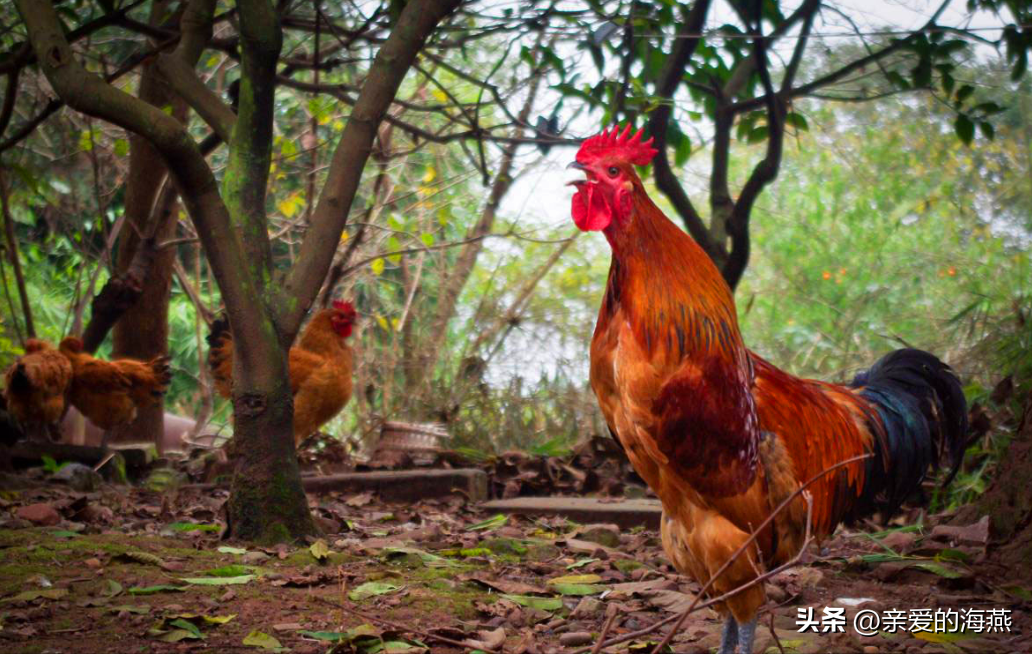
[0,472,1028,654]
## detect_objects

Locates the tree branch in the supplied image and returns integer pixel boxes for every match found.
[14,0,260,367]
[278,0,462,337]
[644,0,718,256]
[224,0,282,316]
[723,17,796,290]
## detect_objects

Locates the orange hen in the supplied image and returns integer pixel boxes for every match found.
[207,300,356,447]
[570,126,967,654]
[58,337,172,440]
[3,339,73,441]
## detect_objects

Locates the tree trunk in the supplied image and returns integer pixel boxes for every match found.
[226,373,315,543]
[108,1,186,450]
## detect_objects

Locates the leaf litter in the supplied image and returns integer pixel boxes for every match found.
[0,437,1026,653]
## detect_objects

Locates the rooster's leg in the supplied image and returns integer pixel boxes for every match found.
[717,616,739,654]
[736,617,757,654]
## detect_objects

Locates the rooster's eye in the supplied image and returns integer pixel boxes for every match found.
[607,166,619,177]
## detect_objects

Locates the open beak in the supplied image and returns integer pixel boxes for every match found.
[566,161,588,187]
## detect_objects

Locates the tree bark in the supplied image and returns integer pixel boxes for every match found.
[107,0,189,449]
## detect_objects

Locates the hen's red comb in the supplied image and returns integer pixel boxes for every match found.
[576,124,657,166]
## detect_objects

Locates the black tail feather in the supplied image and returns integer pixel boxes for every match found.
[206,314,231,350]
[850,348,968,519]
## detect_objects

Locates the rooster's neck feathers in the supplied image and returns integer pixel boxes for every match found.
[601,188,747,368]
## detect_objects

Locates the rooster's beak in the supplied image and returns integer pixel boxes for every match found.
[567,161,587,171]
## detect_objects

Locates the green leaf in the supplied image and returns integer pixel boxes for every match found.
[168,522,220,533]
[955,84,975,103]
[913,562,966,579]
[113,139,130,157]
[180,575,256,586]
[547,574,602,585]
[566,558,599,570]
[371,258,386,275]
[784,112,809,131]
[3,588,69,602]
[310,539,330,562]
[203,565,254,577]
[381,547,457,568]
[499,594,563,611]
[549,583,604,596]
[466,514,508,532]
[243,630,285,651]
[348,581,400,601]
[165,619,204,641]
[419,232,435,247]
[301,624,379,642]
[217,546,248,555]
[158,628,203,642]
[128,585,186,595]
[954,114,974,145]
[978,121,995,141]
[914,629,975,643]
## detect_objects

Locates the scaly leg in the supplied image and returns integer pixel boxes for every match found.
[717,616,739,654]
[736,617,757,654]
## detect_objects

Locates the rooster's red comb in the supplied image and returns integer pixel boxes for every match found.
[576,124,657,166]
[332,300,355,315]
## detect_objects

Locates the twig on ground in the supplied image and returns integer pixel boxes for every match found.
[590,611,617,654]
[769,609,786,654]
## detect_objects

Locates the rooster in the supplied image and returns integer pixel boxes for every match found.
[207,300,356,447]
[58,337,172,443]
[2,339,73,442]
[569,126,967,654]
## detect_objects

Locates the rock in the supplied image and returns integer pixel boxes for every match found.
[84,558,102,569]
[52,463,102,492]
[930,516,990,547]
[570,597,602,618]
[242,551,270,565]
[879,531,919,553]
[314,515,341,534]
[573,524,620,548]
[16,503,60,526]
[558,632,593,647]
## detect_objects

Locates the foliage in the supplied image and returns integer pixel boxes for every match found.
[0,2,1028,477]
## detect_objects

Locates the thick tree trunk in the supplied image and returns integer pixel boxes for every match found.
[226,374,315,543]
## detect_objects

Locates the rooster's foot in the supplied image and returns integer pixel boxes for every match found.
[717,617,738,654]
[717,616,757,654]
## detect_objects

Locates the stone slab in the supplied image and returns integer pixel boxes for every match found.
[300,468,488,502]
[481,496,662,530]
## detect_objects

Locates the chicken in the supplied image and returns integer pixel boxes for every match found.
[207,300,356,447]
[2,339,73,442]
[58,337,172,442]
[570,126,968,654]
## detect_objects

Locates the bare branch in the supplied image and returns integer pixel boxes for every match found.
[279,0,463,337]
[645,0,716,256]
